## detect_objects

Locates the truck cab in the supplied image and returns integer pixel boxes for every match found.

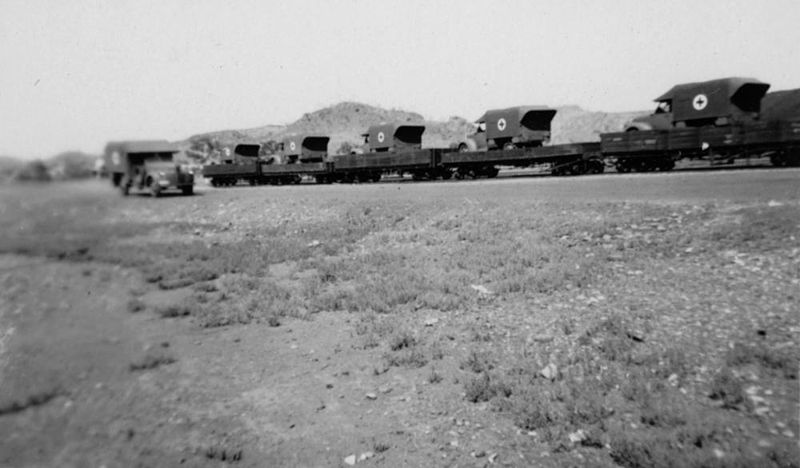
[625,77,771,131]
[104,140,194,197]
[458,106,557,152]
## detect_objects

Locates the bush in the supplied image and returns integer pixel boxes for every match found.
[709,368,747,409]
[14,160,51,182]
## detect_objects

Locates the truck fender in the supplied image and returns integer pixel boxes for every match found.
[624,121,653,132]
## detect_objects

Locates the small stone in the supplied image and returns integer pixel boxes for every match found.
[450,440,459,447]
[366,392,378,400]
[782,430,795,438]
[713,448,725,459]
[470,284,493,295]
[539,363,558,381]
[358,451,374,461]
[667,374,679,386]
[343,455,356,465]
[626,330,645,342]
[488,452,498,463]
[424,318,439,327]
[379,386,392,394]
[532,334,554,343]
[568,429,586,444]
[473,450,486,458]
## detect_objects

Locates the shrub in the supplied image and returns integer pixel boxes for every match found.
[155,304,192,318]
[129,351,176,371]
[709,368,747,409]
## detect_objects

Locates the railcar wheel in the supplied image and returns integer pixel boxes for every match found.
[503,142,516,151]
[458,143,470,153]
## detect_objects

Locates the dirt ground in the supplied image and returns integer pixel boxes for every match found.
[0,169,798,467]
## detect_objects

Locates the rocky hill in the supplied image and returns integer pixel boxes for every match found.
[184,102,647,159]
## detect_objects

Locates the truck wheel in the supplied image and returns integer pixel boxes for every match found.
[120,182,130,196]
[150,184,161,198]
[458,143,469,153]
[503,142,516,151]
[182,186,194,195]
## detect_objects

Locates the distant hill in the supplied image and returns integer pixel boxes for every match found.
[184,101,647,160]
[551,106,647,143]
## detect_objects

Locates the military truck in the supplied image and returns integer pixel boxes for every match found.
[625,77,771,131]
[458,106,557,152]
[104,140,194,196]
[280,135,330,163]
[359,124,426,153]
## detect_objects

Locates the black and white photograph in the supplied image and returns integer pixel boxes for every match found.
[1,0,798,466]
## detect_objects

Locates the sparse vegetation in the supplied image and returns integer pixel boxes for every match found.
[129,351,176,371]
[1,176,797,467]
[0,387,63,416]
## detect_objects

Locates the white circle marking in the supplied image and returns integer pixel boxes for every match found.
[497,118,507,132]
[289,141,296,151]
[377,132,385,143]
[111,151,120,166]
[693,94,708,111]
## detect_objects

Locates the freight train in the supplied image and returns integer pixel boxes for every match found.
[201,77,800,187]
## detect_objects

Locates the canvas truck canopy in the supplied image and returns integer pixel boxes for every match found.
[281,135,330,161]
[654,77,770,125]
[233,143,261,157]
[761,89,800,121]
[477,106,557,141]
[367,124,425,152]
[104,140,178,172]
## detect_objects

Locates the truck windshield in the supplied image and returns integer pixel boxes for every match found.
[655,101,672,114]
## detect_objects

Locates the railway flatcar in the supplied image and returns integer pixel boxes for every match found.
[334,124,443,181]
[203,143,262,186]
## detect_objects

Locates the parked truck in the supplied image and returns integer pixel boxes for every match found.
[104,140,194,196]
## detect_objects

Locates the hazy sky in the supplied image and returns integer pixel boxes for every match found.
[1,0,798,159]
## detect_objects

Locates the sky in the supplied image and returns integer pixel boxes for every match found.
[1,0,799,159]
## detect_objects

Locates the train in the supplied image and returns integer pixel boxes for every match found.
[202,77,800,187]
